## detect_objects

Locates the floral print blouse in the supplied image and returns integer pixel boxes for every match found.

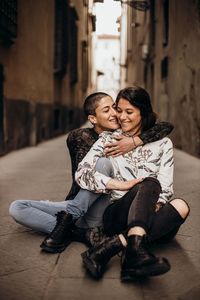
[65,121,173,200]
[75,129,174,204]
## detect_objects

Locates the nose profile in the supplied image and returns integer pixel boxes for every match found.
[111,107,117,116]
[119,111,126,121]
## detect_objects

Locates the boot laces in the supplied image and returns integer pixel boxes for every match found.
[95,236,121,263]
[96,243,112,262]
[48,211,70,240]
[138,240,155,260]
[87,227,106,247]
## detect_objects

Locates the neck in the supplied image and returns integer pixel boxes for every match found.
[93,125,104,135]
[123,127,141,137]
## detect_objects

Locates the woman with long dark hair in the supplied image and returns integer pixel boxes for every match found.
[76,86,189,281]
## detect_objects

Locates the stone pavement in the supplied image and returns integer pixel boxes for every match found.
[0,135,200,300]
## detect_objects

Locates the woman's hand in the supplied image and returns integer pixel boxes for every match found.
[106,178,144,191]
[155,202,164,212]
[104,135,143,157]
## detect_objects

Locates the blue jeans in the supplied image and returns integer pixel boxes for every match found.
[9,158,113,234]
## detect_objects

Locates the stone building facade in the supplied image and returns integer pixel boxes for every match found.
[119,0,200,157]
[0,0,95,155]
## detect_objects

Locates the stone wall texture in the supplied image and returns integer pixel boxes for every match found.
[121,0,200,157]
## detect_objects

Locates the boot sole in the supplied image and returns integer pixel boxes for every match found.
[121,258,170,281]
[81,251,104,279]
[40,240,71,254]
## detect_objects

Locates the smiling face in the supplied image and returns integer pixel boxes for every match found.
[88,96,119,134]
[116,98,142,135]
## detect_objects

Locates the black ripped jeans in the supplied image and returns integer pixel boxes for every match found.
[103,177,186,243]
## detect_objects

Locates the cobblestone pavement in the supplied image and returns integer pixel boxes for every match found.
[0,135,200,300]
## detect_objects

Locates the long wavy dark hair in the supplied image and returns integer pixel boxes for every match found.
[116,86,157,132]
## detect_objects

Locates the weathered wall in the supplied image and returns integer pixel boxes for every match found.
[153,0,200,157]
[0,0,54,103]
[0,0,55,152]
[0,0,93,155]
[167,1,200,156]
[121,0,200,157]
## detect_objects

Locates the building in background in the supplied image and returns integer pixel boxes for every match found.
[2,0,199,158]
[118,0,200,158]
[92,0,121,98]
[94,34,120,98]
[0,0,96,155]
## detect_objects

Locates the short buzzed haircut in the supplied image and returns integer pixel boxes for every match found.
[84,92,110,116]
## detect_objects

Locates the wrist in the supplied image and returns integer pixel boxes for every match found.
[132,136,136,148]
[132,136,143,148]
[106,179,128,191]
[155,202,165,212]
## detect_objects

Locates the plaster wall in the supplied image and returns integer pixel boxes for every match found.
[121,0,200,157]
[0,0,54,103]
[156,0,200,156]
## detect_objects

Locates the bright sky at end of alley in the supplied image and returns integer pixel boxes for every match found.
[95,0,121,35]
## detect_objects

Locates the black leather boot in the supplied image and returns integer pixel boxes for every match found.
[121,235,170,281]
[72,226,106,247]
[81,235,123,278]
[40,211,74,253]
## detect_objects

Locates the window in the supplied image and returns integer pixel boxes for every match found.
[54,0,69,77]
[81,40,88,91]
[163,0,169,47]
[0,65,4,153]
[0,0,18,45]
[69,7,79,85]
[196,0,200,22]
[161,56,168,79]
[150,0,155,47]
[90,14,96,32]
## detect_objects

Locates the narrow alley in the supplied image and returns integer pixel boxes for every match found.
[0,133,199,300]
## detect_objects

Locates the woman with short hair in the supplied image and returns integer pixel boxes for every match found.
[76,86,189,281]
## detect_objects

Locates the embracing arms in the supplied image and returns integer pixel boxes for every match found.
[65,128,98,199]
[75,132,143,194]
[104,121,174,157]
[106,177,143,190]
